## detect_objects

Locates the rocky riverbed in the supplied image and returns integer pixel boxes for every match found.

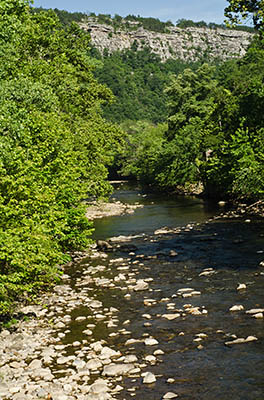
[1,198,264,400]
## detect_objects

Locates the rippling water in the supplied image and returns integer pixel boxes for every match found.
[67,182,264,400]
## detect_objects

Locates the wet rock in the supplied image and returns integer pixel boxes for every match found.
[145,355,156,363]
[246,308,264,314]
[237,283,247,290]
[199,268,215,277]
[144,337,159,346]
[162,314,181,320]
[186,306,203,315]
[163,392,178,399]
[142,314,152,319]
[89,300,103,309]
[229,304,244,311]
[75,316,86,322]
[142,372,156,383]
[196,333,208,339]
[102,363,135,376]
[154,349,164,355]
[125,338,141,345]
[133,280,149,291]
[123,355,138,363]
[225,336,258,345]
[177,288,194,294]
[83,329,93,335]
[144,298,156,306]
[252,313,263,319]
[100,346,121,359]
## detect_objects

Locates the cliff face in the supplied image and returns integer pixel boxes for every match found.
[79,22,254,62]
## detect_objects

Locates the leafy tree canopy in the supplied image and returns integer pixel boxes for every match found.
[0,0,123,314]
[225,0,264,32]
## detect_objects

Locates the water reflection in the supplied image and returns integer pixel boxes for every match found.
[93,182,220,240]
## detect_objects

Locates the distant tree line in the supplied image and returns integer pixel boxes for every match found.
[31,7,255,33]
[176,18,255,33]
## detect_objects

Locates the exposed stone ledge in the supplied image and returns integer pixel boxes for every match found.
[79,22,254,62]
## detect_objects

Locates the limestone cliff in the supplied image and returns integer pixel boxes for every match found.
[79,21,254,62]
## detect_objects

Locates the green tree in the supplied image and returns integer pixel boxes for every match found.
[157,64,220,190]
[0,0,123,314]
[225,0,264,31]
[118,121,166,182]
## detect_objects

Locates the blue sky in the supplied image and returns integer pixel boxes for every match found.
[32,0,231,25]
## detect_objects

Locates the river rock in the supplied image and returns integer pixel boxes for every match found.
[199,269,215,276]
[163,392,178,399]
[102,363,135,376]
[133,280,149,291]
[252,313,263,319]
[142,313,152,319]
[187,307,202,315]
[100,346,121,359]
[162,314,181,320]
[229,304,244,311]
[123,354,138,363]
[143,372,156,383]
[145,355,156,363]
[28,359,42,369]
[225,336,258,345]
[75,316,86,322]
[246,308,264,314]
[177,288,194,293]
[89,380,109,394]
[237,283,247,290]
[86,359,102,370]
[83,329,93,335]
[90,300,103,309]
[144,337,159,346]
[154,349,164,355]
[72,359,86,369]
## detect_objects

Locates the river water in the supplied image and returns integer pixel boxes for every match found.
[66,182,264,400]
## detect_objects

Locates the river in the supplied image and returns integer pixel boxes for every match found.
[64,182,264,400]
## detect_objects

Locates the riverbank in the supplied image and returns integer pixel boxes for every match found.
[0,241,182,400]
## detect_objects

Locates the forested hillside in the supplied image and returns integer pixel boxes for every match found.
[93,46,201,123]
[118,36,264,200]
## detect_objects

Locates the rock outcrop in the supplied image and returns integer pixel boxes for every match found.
[79,21,254,62]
